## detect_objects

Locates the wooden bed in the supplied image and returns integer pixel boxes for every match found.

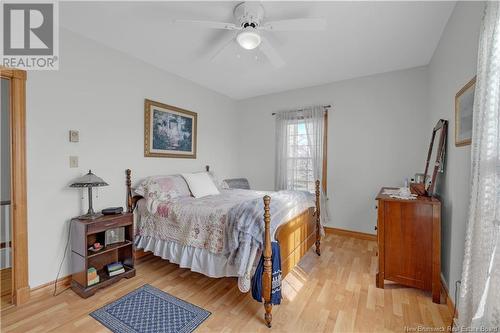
[125,168,321,328]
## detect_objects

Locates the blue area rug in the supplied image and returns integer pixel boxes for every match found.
[90,284,211,333]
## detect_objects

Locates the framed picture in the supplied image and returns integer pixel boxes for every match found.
[144,99,197,158]
[455,76,476,147]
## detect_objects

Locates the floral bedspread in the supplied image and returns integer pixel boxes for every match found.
[136,189,315,258]
[136,189,264,254]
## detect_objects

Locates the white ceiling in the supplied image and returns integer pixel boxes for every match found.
[60,1,455,100]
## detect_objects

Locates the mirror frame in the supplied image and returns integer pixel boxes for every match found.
[424,119,448,196]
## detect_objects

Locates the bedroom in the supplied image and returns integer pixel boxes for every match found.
[0,1,498,332]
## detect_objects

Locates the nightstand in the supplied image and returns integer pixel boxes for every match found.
[70,213,135,298]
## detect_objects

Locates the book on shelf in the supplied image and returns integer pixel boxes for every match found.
[87,267,100,285]
[88,276,100,286]
[87,267,98,280]
[108,268,125,277]
[106,262,125,276]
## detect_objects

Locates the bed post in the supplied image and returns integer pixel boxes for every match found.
[126,169,133,213]
[262,195,273,328]
[315,179,321,256]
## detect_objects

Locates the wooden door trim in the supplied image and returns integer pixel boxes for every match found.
[322,112,328,194]
[1,66,29,305]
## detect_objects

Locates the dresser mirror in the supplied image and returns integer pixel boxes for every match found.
[423,119,448,196]
[411,119,448,197]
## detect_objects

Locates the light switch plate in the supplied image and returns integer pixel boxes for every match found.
[69,156,78,168]
[69,130,79,142]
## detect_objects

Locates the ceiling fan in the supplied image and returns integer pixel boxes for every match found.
[174,2,326,68]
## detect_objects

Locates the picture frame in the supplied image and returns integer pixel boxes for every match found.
[144,99,197,158]
[455,76,476,147]
[104,227,125,246]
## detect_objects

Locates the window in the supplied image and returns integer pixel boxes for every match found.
[285,122,316,192]
[276,108,327,194]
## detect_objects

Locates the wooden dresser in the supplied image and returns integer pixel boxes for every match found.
[375,188,441,303]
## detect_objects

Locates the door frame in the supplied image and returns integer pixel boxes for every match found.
[1,66,29,305]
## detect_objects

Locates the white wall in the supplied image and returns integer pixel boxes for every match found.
[26,29,240,287]
[236,67,430,234]
[25,3,485,295]
[428,1,484,302]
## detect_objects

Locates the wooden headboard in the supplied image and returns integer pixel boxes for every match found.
[125,169,141,213]
[125,165,211,212]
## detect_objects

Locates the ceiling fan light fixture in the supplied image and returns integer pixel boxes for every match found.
[237,28,261,50]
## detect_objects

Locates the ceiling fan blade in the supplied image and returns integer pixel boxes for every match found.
[259,38,285,68]
[260,18,326,31]
[210,35,236,62]
[174,19,241,30]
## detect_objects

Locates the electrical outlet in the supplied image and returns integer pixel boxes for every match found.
[69,156,78,168]
[69,130,79,142]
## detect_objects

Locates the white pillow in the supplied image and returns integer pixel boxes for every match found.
[181,172,220,198]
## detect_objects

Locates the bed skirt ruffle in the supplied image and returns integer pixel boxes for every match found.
[135,235,242,278]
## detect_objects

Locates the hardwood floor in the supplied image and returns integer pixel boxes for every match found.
[0,234,452,332]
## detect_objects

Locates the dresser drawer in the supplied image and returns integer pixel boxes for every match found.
[87,215,132,234]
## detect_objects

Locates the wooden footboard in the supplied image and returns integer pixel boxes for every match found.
[261,180,321,328]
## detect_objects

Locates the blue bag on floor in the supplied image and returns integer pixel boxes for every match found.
[251,242,282,305]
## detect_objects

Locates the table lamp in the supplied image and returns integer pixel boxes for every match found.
[70,170,108,219]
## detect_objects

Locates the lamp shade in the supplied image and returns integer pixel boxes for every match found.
[237,28,261,50]
[70,170,108,188]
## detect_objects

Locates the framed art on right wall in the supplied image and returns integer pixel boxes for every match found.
[455,76,476,147]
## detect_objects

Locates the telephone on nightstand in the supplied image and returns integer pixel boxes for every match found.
[101,207,123,215]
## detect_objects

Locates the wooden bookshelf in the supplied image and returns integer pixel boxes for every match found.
[70,213,135,298]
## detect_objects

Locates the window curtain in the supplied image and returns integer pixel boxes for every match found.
[275,105,329,225]
[458,2,500,328]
